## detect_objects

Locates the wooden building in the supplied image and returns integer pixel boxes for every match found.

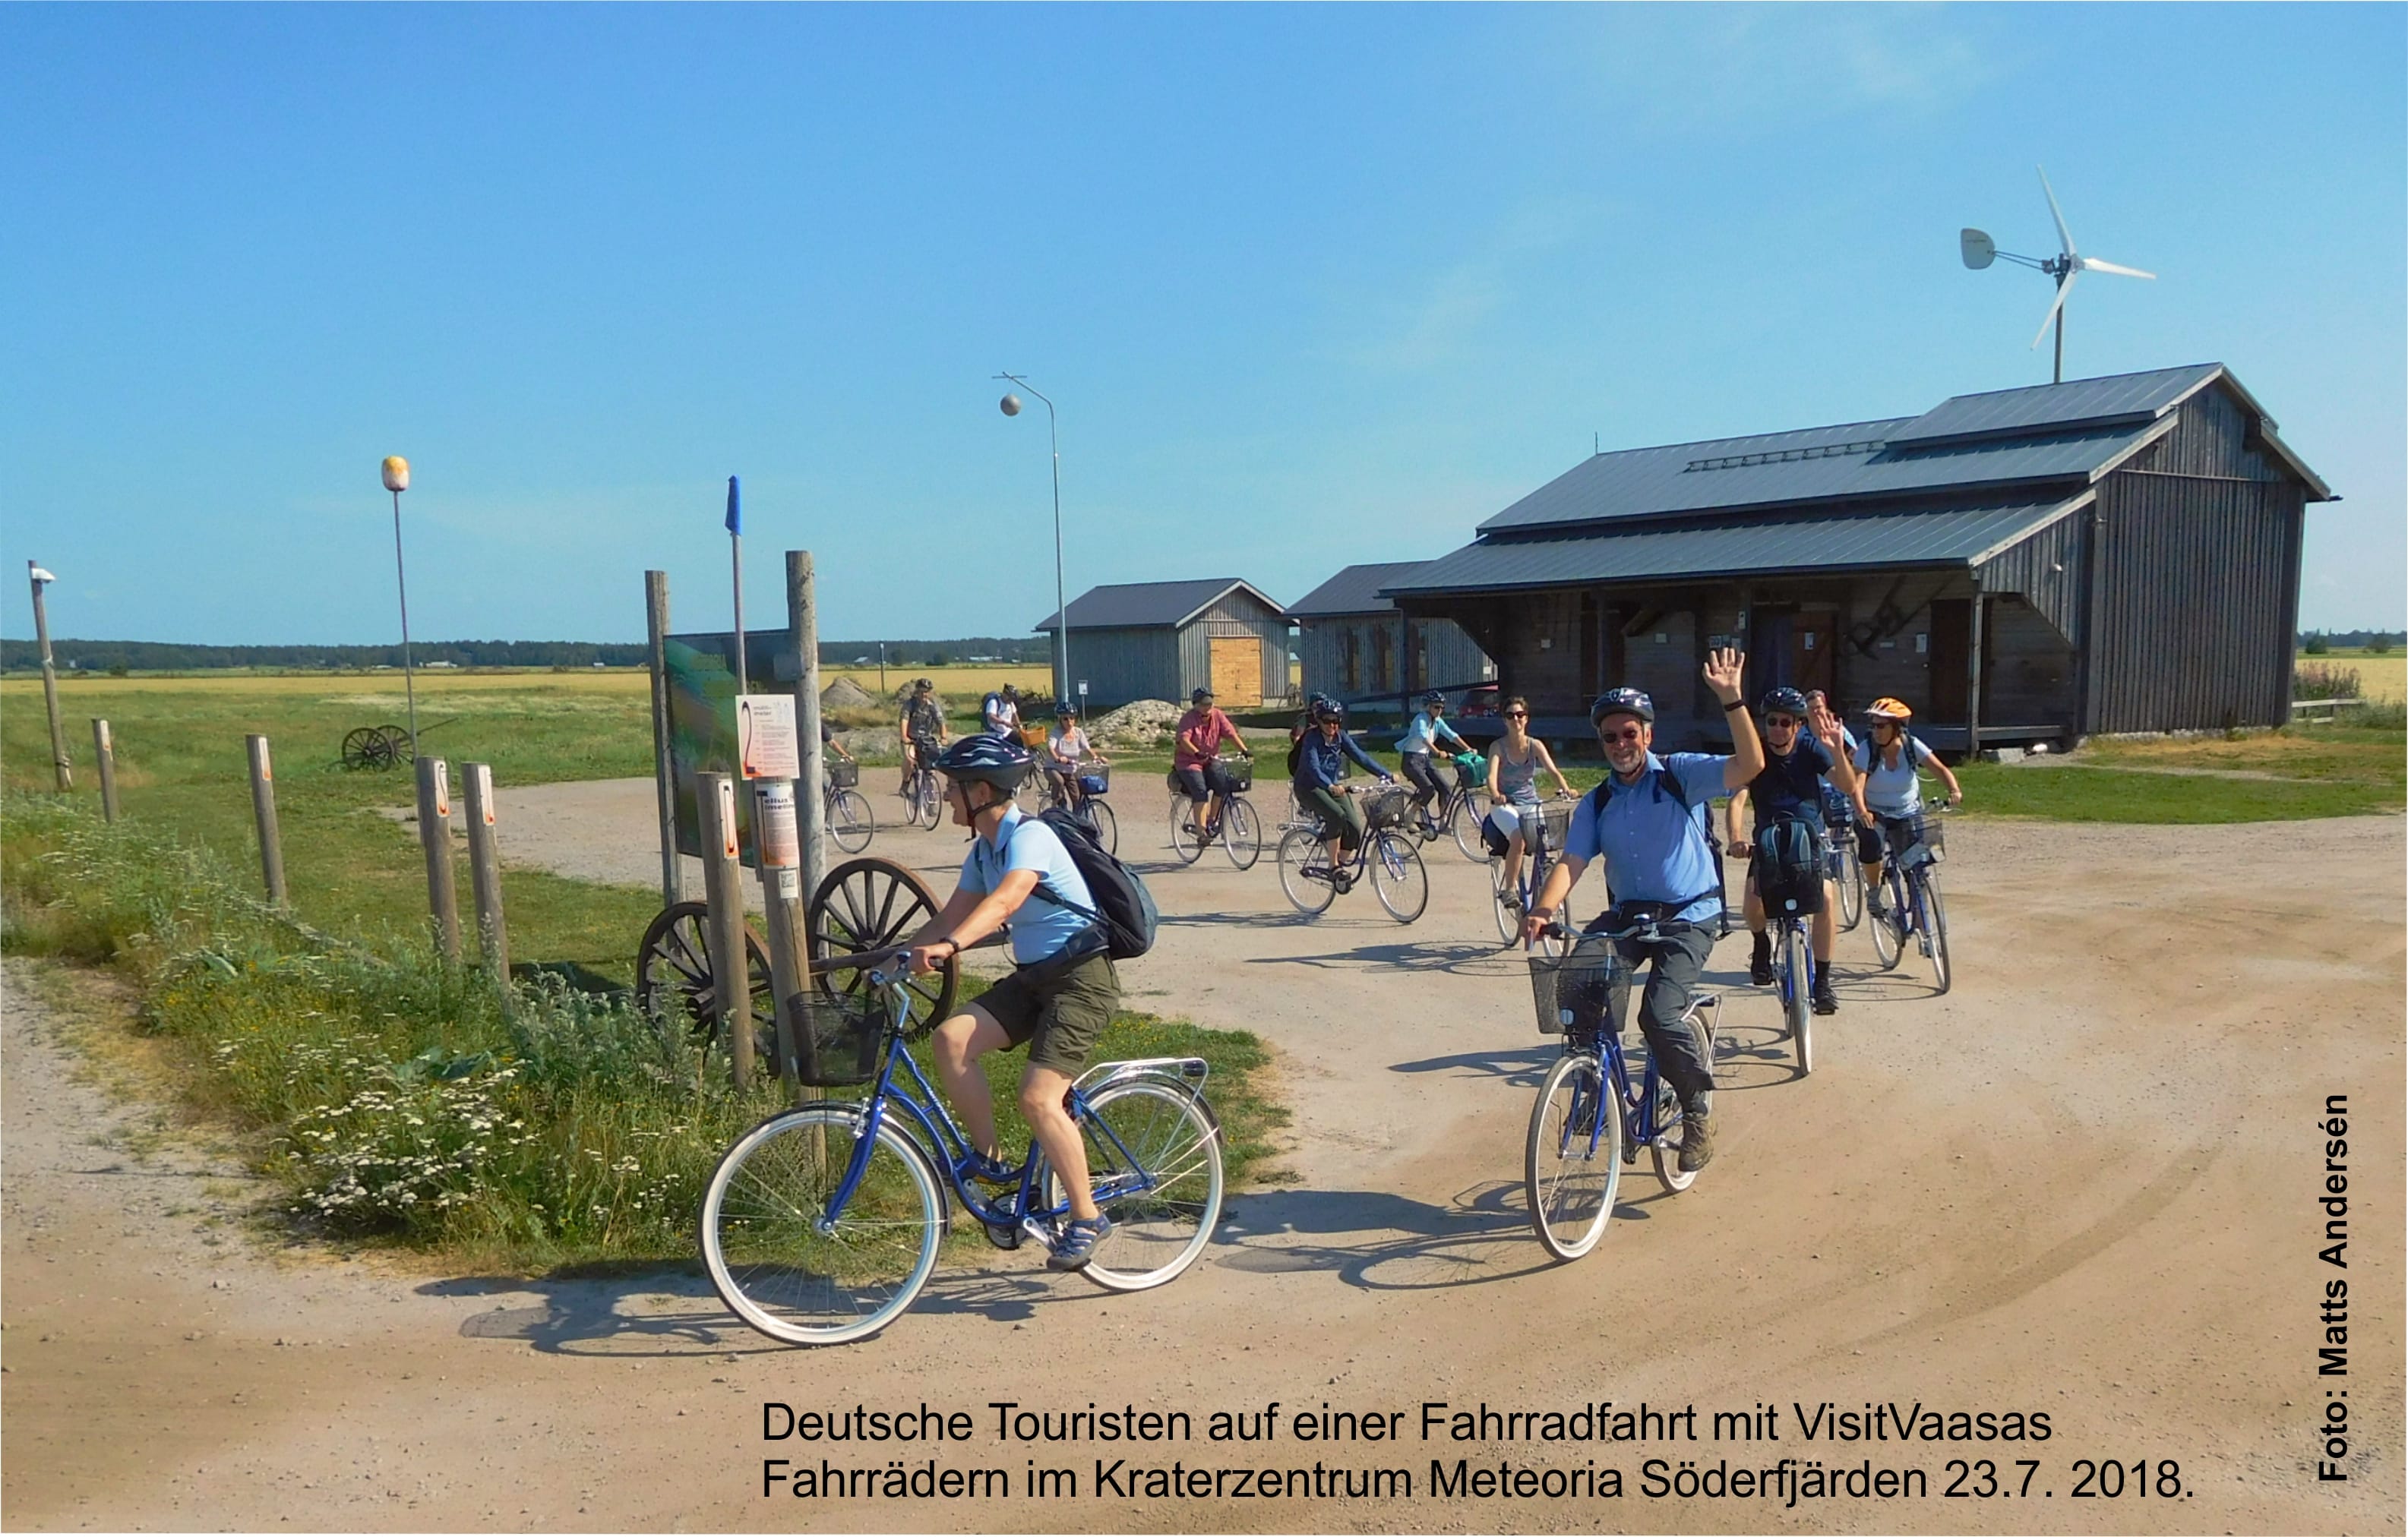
[1034,578,1291,709]
[1291,560,1495,707]
[1384,365,2335,753]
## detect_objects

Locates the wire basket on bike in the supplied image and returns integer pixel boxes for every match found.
[1526,940,1617,1036]
[1540,798,1575,854]
[1362,784,1417,830]
[791,989,888,1087]
[826,759,860,789]
[1905,812,1946,863]
[1076,765,1110,795]
[1215,756,1253,794]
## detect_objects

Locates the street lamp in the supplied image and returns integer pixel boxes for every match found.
[380,456,420,752]
[995,373,1067,703]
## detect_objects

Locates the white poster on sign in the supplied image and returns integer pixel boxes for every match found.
[754,781,800,868]
[737,694,800,781]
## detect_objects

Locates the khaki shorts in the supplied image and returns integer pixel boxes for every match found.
[972,952,1119,1076]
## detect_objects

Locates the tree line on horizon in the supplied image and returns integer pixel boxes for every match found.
[0,635,1055,673]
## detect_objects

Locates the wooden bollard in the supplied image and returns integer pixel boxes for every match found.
[245,734,286,907]
[414,755,461,961]
[91,719,119,822]
[645,569,681,907]
[461,762,509,985]
[753,778,810,1100]
[696,772,754,1089]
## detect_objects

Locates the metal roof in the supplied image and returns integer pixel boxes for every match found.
[1034,578,1285,633]
[1885,362,2221,449]
[1287,560,1435,618]
[1390,496,2093,596]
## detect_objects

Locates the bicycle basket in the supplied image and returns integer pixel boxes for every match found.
[791,990,886,1087]
[1910,813,1946,863]
[1363,784,1416,830]
[1077,765,1110,795]
[1527,942,1617,1036]
[826,759,860,789]
[1217,757,1253,794]
[1019,723,1051,749]
[1540,799,1574,853]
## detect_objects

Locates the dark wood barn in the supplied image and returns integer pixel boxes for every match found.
[1291,560,1495,708]
[1384,364,2335,753]
[1035,578,1291,709]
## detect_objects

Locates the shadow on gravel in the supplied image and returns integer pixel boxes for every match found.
[1240,939,1525,974]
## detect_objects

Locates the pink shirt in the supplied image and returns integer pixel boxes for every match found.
[1173,706,1244,770]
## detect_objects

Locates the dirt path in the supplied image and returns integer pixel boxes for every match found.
[4,788,2400,1532]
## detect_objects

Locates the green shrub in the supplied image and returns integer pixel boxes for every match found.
[2293,663,2362,701]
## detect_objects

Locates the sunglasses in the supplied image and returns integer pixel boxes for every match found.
[1765,715,1800,730]
[1504,710,1529,720]
[1599,726,1644,744]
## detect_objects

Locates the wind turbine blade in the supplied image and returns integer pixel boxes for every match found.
[2030,269,2080,350]
[2037,166,2075,257]
[2079,256,2157,280]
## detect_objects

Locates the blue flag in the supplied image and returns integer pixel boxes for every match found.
[725,475,741,535]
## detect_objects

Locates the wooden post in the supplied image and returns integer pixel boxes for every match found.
[1965,589,1986,759]
[414,755,461,961]
[787,551,828,909]
[91,719,119,822]
[30,567,70,791]
[461,762,510,985]
[245,734,287,907]
[753,777,809,1101]
[645,569,682,907]
[696,772,754,1090]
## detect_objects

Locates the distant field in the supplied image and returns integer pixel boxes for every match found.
[0,661,1050,702]
[2299,649,2405,703]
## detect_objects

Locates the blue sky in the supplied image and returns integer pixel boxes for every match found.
[5,4,2401,645]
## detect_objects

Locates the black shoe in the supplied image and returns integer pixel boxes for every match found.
[1812,983,1839,1015]
[1748,940,1774,987]
[1679,1112,1715,1174]
[1332,870,1356,895]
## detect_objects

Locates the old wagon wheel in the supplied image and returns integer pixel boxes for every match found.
[634,901,776,1064]
[379,724,416,765]
[340,726,387,770]
[806,857,956,1034]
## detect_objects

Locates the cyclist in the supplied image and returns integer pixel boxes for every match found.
[981,683,1022,739]
[1396,690,1471,836]
[820,718,856,766]
[1293,696,1392,891]
[1522,649,1765,1173]
[904,735,1118,1272]
[1723,687,1861,1016]
[898,678,947,798]
[1802,689,1866,838]
[1044,702,1107,810]
[1173,687,1251,846]
[1482,696,1575,916]
[1853,698,1963,923]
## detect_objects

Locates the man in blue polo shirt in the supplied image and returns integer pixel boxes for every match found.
[1524,647,1765,1172]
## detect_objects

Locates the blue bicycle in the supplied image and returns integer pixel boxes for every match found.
[1489,795,1578,956]
[1522,919,1722,1261]
[698,947,1225,1346]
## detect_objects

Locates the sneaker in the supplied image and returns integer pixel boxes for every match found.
[957,1150,1019,1188]
[1678,1111,1715,1173]
[1812,983,1839,1015]
[1332,870,1356,895]
[1047,1213,1115,1271]
[1748,937,1774,987]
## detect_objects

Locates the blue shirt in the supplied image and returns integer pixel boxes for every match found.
[1563,752,1730,923]
[1853,735,1936,816]
[1294,729,1388,790]
[1395,714,1467,756]
[959,807,1098,964]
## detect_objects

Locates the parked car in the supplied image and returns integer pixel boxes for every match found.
[1458,686,1500,718]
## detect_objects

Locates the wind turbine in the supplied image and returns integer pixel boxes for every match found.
[1961,166,2156,383]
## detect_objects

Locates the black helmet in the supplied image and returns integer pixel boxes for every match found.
[912,677,934,693]
[1310,697,1345,724]
[1191,687,1214,705]
[1759,686,1809,718]
[1054,702,1076,719]
[931,734,1032,794]
[1590,688,1654,725]
[1420,691,1446,707]
[1001,684,1020,699]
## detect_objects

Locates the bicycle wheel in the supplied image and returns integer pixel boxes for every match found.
[1450,790,1493,862]
[1919,871,1951,996]
[1836,838,1864,932]
[1044,1078,1225,1292]
[1525,1052,1620,1261]
[828,789,875,854]
[1869,871,1904,970]
[1169,799,1205,864]
[699,1105,943,1346]
[1082,798,1118,857]
[1782,924,1812,1075]
[914,772,943,828]
[1489,860,1518,947]
[1370,832,1427,923]
[1275,828,1336,916]
[1220,797,1261,870]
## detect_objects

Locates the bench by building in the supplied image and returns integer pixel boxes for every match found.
[1034,578,1291,710]
[1290,560,1494,710]
[1383,364,2337,754]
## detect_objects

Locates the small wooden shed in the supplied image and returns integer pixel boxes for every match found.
[1034,578,1291,709]
[1291,560,1495,706]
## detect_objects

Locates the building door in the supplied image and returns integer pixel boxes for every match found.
[1370,624,1393,694]
[1209,636,1263,707]
[1793,611,1838,699]
[1749,608,1797,688]
[1578,593,1602,699]
[1928,599,1970,721]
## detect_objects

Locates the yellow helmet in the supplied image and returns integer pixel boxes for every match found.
[1864,697,1913,723]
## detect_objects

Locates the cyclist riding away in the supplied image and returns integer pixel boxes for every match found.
[982,683,1022,739]
[1522,648,1765,1173]
[1293,696,1392,892]
[1045,702,1108,810]
[1397,690,1471,836]
[904,735,1119,1272]
[1173,687,1251,845]
[1483,696,1575,915]
[1853,698,1963,922]
[1724,686,1861,1015]
[899,678,947,797]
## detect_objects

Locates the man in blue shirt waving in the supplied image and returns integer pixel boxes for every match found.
[1523,647,1765,1172]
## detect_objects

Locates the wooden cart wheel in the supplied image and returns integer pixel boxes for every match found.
[340,726,384,770]
[634,901,775,1062]
[380,724,416,765]
[806,857,956,1034]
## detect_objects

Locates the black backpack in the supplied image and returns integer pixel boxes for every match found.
[1587,759,1730,936]
[1752,819,1825,917]
[1019,809,1160,961]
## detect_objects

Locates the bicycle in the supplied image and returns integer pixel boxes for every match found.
[825,760,875,854]
[1169,755,1261,870]
[1822,788,1864,932]
[1733,834,1819,1075]
[698,945,1226,1346]
[1868,807,1951,994]
[1522,920,1722,1261]
[1033,762,1118,856]
[1275,784,1427,923]
[1409,748,1494,862]
[899,754,943,829]
[1488,794,1578,957]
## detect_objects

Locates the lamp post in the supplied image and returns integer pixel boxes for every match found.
[380,456,420,753]
[996,374,1067,702]
[27,562,70,790]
